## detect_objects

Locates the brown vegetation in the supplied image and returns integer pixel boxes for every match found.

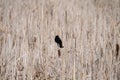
[0,0,120,80]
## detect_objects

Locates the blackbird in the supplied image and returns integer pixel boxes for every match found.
[55,35,64,48]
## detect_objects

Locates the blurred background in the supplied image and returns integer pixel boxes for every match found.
[0,0,120,80]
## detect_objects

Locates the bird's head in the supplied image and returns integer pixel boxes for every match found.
[55,35,59,38]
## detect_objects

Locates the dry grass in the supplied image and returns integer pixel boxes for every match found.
[0,0,120,80]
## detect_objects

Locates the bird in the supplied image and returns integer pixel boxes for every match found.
[55,35,64,48]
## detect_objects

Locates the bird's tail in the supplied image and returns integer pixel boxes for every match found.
[60,44,64,48]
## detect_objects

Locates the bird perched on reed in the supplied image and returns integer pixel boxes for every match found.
[55,35,64,48]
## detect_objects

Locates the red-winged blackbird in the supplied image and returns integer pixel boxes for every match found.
[55,35,64,48]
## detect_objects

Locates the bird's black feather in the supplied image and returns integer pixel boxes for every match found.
[55,35,64,48]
